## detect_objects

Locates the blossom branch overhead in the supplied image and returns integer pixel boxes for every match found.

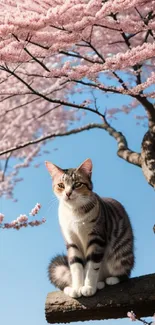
[0,0,155,201]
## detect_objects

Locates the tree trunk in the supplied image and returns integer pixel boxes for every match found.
[141,130,155,188]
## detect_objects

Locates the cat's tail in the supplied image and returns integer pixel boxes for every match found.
[48,255,71,290]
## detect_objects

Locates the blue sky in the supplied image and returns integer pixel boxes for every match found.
[0,104,155,325]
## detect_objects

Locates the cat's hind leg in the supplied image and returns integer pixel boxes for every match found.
[105,249,134,286]
[105,276,120,285]
[97,281,105,289]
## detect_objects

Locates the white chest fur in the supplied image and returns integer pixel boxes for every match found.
[58,201,91,250]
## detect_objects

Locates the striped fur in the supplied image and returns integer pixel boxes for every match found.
[46,159,134,298]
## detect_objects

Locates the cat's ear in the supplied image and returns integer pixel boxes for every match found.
[77,158,92,177]
[45,161,63,179]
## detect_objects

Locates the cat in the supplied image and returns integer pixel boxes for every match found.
[45,158,134,298]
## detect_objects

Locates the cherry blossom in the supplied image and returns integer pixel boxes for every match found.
[0,0,154,202]
[127,311,136,321]
[0,213,4,223]
[0,203,46,230]
[127,311,155,325]
[29,203,42,216]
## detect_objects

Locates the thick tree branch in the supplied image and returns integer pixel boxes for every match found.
[0,117,141,168]
[0,123,105,156]
[0,65,144,168]
[0,64,143,168]
[103,119,141,166]
[135,96,155,129]
[0,0,154,197]
[45,273,155,324]
[141,129,155,188]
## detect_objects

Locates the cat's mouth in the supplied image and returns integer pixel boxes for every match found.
[63,194,76,202]
[64,195,72,201]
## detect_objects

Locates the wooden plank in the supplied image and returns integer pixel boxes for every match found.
[45,273,155,323]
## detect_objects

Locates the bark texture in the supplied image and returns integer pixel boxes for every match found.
[141,130,155,188]
[45,273,155,324]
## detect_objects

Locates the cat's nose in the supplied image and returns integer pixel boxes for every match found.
[66,191,72,198]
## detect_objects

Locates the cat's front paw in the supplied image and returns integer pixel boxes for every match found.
[64,286,82,298]
[80,285,96,297]
[97,281,105,290]
[105,276,120,285]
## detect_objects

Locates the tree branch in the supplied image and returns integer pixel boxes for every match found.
[141,129,155,187]
[0,123,104,156]
[59,50,102,64]
[0,65,105,111]
[45,273,155,324]
[0,82,68,117]
[70,79,125,94]
[0,65,141,167]
[135,96,155,129]
[1,153,11,181]
[84,39,128,90]
[24,47,50,72]
[135,9,155,41]
[0,117,141,168]
[111,13,142,88]
[103,118,141,166]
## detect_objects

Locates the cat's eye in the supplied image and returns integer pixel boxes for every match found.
[74,182,83,188]
[58,183,65,189]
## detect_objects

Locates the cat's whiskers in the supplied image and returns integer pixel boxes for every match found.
[46,196,58,214]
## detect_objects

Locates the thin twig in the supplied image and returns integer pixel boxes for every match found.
[24,47,50,72]
[59,50,102,64]
[1,153,12,181]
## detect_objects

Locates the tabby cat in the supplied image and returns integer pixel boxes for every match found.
[45,158,134,298]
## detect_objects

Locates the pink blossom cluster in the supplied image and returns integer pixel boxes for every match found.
[127,311,136,321]
[0,203,46,230]
[0,61,77,199]
[0,0,154,200]
[29,203,41,216]
[0,0,154,62]
[127,311,155,325]
[0,213,4,223]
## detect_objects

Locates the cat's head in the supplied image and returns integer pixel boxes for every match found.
[45,158,93,204]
